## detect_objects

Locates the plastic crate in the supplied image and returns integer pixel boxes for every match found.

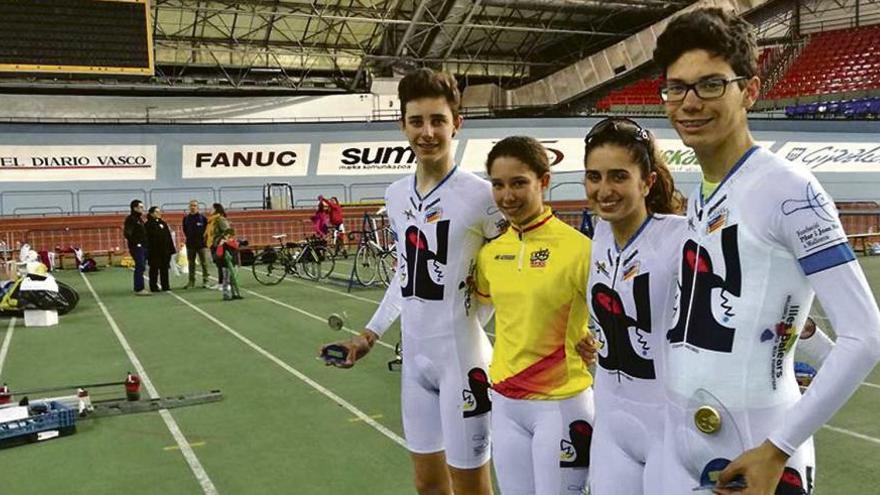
[0,401,76,441]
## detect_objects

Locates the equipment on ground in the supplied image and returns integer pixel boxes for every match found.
[0,244,80,316]
[0,373,223,449]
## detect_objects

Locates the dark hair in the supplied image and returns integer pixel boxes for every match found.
[583,118,683,215]
[129,199,142,211]
[398,68,461,119]
[654,7,758,80]
[212,203,227,217]
[148,206,159,215]
[486,136,550,178]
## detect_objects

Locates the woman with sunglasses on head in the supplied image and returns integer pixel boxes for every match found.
[473,136,595,495]
[579,117,686,495]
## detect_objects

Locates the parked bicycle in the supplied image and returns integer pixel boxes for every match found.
[252,234,335,285]
[353,212,396,287]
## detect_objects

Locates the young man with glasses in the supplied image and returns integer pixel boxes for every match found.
[654,8,880,494]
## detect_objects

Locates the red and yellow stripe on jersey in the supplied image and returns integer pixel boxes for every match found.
[475,207,593,400]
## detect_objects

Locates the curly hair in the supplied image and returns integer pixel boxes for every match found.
[654,7,758,79]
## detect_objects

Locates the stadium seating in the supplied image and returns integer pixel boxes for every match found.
[596,48,775,111]
[767,24,880,100]
[785,96,880,119]
[596,75,664,111]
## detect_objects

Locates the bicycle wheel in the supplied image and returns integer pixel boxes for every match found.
[354,244,379,286]
[297,247,321,281]
[252,247,287,285]
[377,250,396,287]
[314,245,335,280]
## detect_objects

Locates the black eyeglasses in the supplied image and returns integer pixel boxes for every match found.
[659,76,748,102]
[584,117,653,170]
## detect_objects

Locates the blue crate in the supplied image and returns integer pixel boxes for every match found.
[0,401,76,441]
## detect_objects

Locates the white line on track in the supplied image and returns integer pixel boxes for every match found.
[822,424,880,446]
[0,317,15,377]
[252,269,498,338]
[861,381,880,390]
[166,290,407,448]
[269,269,382,305]
[241,287,396,351]
[80,273,219,495]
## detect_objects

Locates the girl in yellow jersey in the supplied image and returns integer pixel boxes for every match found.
[474,136,595,495]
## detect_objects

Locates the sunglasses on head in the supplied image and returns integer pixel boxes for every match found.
[584,117,651,145]
[584,117,654,171]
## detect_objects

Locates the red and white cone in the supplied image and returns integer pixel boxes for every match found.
[0,383,10,405]
[124,373,141,401]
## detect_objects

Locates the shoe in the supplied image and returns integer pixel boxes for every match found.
[232,295,244,300]
[135,290,152,296]
[201,281,211,289]
[223,295,233,301]
[183,282,193,290]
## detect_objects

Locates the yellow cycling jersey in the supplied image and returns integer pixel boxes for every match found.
[475,207,593,400]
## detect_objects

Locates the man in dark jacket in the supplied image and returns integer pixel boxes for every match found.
[182,200,210,289]
[123,199,149,295]
[145,206,176,292]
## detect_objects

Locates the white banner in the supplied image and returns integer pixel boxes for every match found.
[462,138,777,175]
[316,141,458,175]
[0,145,156,182]
[658,140,775,172]
[775,142,880,171]
[460,138,586,173]
[182,144,309,178]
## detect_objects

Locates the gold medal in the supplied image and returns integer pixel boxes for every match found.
[694,406,722,434]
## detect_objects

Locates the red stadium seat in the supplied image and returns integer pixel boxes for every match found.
[768,24,880,101]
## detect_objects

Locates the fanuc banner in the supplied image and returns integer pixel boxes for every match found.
[0,145,157,182]
[182,144,310,178]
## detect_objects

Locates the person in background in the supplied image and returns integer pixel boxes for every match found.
[182,199,211,289]
[123,199,150,296]
[216,228,243,301]
[205,203,231,289]
[145,206,175,292]
[311,198,331,238]
[319,195,348,257]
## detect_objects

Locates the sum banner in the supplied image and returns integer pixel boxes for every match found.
[316,141,459,175]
